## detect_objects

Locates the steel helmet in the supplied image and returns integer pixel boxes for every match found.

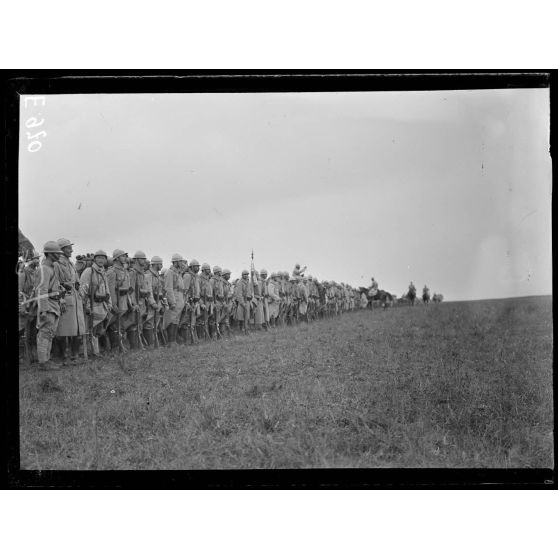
[222,268,231,275]
[241,269,249,275]
[189,259,200,267]
[307,275,313,281]
[201,262,211,271]
[113,249,127,259]
[171,253,184,262]
[57,238,73,249]
[133,250,147,259]
[94,249,107,258]
[43,241,63,254]
[151,255,163,265]
[260,269,267,276]
[295,263,300,268]
[213,265,222,273]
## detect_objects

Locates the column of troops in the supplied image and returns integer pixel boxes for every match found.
[18,240,366,371]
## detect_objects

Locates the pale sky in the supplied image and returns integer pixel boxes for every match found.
[19,89,551,301]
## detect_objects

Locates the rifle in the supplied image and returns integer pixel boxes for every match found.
[134,274,148,349]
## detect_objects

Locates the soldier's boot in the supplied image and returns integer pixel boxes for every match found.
[127,329,139,350]
[176,325,186,345]
[144,328,155,349]
[37,336,61,370]
[91,336,101,357]
[71,336,81,361]
[100,333,111,353]
[109,330,120,353]
[189,327,198,345]
[166,324,176,347]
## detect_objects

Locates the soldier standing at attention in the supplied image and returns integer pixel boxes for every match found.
[80,250,113,358]
[54,238,86,363]
[36,241,65,371]
[259,269,270,330]
[210,266,224,339]
[163,253,186,347]
[234,269,253,334]
[19,251,41,362]
[220,268,233,337]
[107,249,136,352]
[182,259,201,344]
[129,250,149,350]
[143,256,163,348]
[198,263,214,340]
[266,272,281,328]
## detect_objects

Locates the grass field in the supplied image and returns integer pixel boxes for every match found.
[19,296,553,470]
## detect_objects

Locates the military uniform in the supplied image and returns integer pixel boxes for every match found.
[234,272,253,333]
[220,269,233,335]
[36,243,65,367]
[210,267,224,338]
[54,252,85,338]
[144,258,164,347]
[181,261,201,343]
[266,273,281,326]
[198,264,214,339]
[163,258,185,345]
[107,250,136,348]
[81,254,112,356]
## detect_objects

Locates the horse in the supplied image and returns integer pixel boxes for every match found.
[407,287,417,306]
[422,291,431,304]
[432,293,444,303]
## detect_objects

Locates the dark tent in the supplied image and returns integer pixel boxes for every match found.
[18,228,35,256]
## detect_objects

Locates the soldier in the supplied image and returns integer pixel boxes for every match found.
[35,241,66,371]
[181,259,201,344]
[54,238,86,363]
[107,249,136,352]
[292,263,307,278]
[234,269,253,334]
[408,281,417,306]
[80,250,113,357]
[198,263,214,340]
[163,253,186,347]
[210,266,224,339]
[129,250,150,349]
[306,275,318,320]
[19,251,41,363]
[220,268,233,337]
[422,284,431,304]
[289,276,299,324]
[75,255,87,277]
[298,277,310,322]
[266,272,281,327]
[250,268,265,331]
[144,256,164,348]
[259,269,271,330]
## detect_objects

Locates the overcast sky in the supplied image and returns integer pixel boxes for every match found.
[19,88,551,301]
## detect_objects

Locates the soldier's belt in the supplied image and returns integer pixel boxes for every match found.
[118,288,129,295]
[94,294,110,303]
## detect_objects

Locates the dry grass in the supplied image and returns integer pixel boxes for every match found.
[19,296,553,469]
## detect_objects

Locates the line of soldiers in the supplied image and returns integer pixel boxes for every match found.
[18,242,365,371]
